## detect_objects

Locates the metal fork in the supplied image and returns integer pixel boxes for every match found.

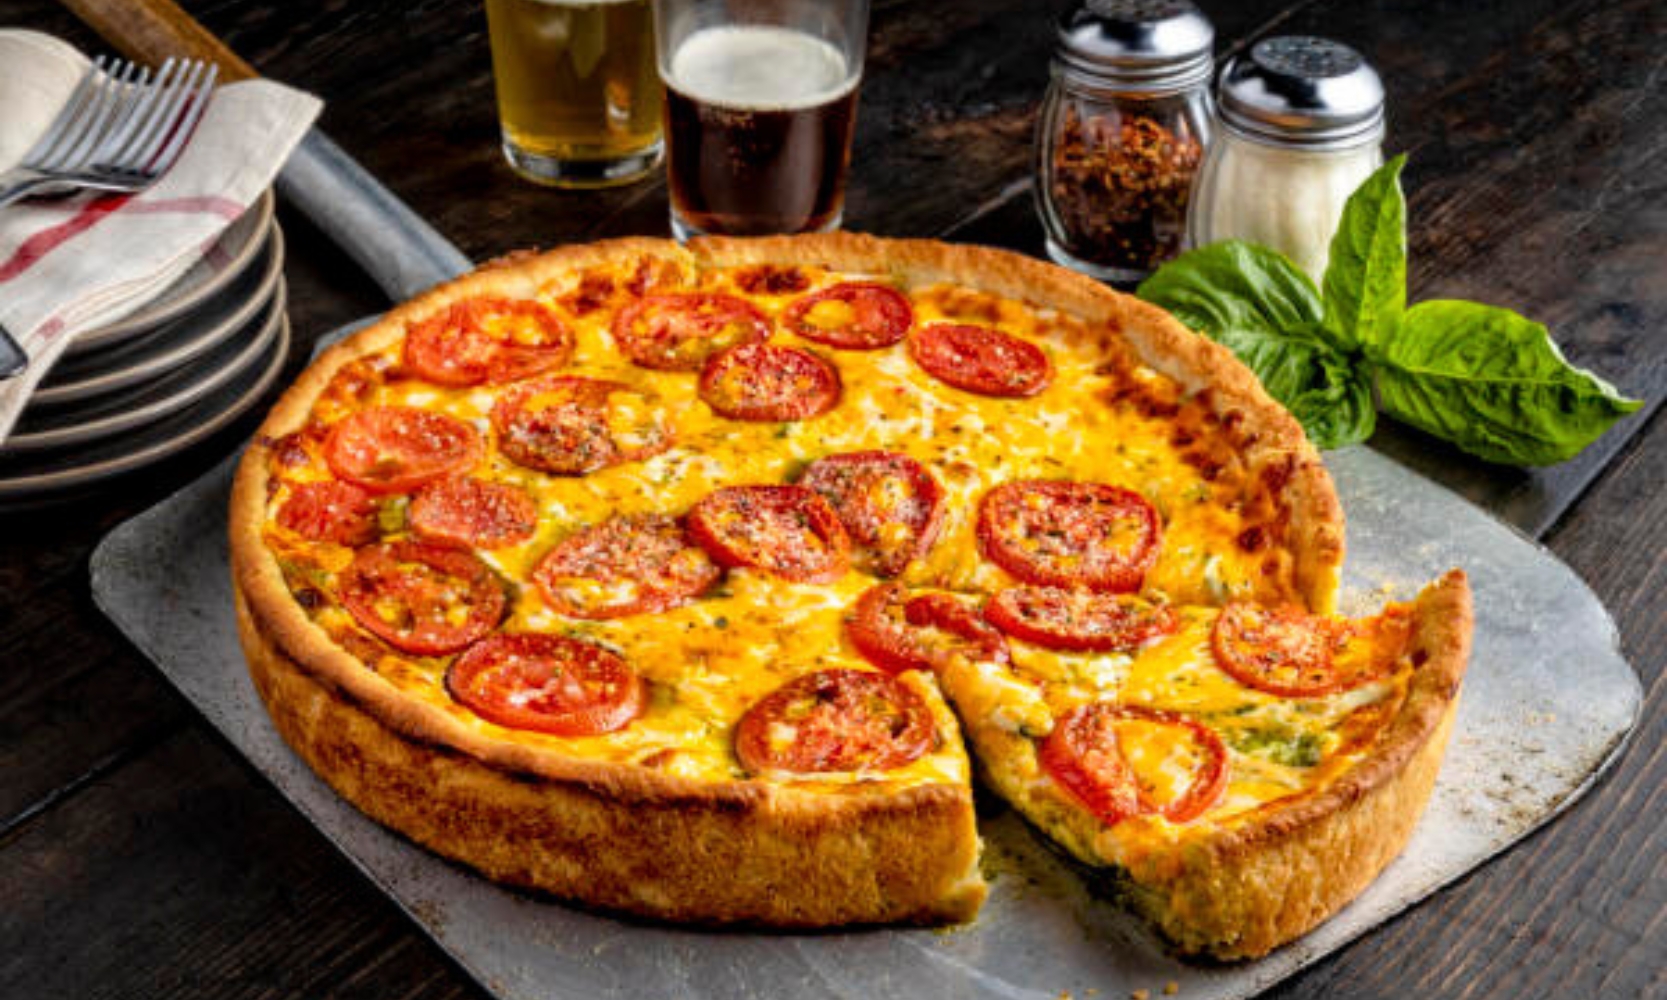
[0,57,218,378]
[0,56,219,209]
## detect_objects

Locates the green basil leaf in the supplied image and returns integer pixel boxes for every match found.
[1140,242,1368,449]
[1322,155,1407,353]
[1373,300,1643,465]
[1138,240,1325,337]
[1215,325,1376,450]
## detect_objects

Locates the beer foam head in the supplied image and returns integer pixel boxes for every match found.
[668,26,854,110]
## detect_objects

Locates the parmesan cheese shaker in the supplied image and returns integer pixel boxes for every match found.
[1186,36,1385,281]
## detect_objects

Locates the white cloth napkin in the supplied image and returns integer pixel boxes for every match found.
[0,29,321,442]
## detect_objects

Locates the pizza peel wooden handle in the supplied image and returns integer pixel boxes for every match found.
[56,0,258,80]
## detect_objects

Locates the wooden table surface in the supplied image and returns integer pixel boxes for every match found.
[1,0,1662,997]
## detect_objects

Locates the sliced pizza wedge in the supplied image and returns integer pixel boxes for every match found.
[926,570,1472,959]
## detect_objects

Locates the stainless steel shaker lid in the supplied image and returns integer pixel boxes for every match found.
[1218,36,1385,148]
[1056,0,1215,93]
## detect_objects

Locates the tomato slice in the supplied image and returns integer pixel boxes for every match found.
[338,541,506,655]
[977,480,1161,592]
[1210,602,1380,697]
[908,323,1051,397]
[734,668,937,775]
[275,480,378,545]
[687,485,850,583]
[1041,703,1228,826]
[409,477,538,550]
[848,583,1009,675]
[446,633,645,736]
[985,586,1176,652]
[612,292,770,371]
[698,342,842,422]
[799,451,944,577]
[534,514,721,619]
[490,375,671,475]
[325,406,483,495]
[403,298,574,386]
[783,282,913,349]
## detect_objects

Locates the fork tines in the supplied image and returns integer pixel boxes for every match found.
[21,56,220,183]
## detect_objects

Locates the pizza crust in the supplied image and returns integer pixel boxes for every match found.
[228,234,1360,935]
[942,569,1471,959]
[1128,570,1469,958]
[235,584,985,925]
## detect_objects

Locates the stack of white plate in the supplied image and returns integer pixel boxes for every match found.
[0,191,291,503]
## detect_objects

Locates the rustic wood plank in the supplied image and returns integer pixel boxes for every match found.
[1323,0,1666,536]
[0,728,479,1000]
[0,654,183,834]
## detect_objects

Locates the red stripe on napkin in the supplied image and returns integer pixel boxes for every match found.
[130,195,244,220]
[0,194,132,282]
[0,194,245,284]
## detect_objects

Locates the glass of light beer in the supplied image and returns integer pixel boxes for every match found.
[486,0,664,187]
[651,0,868,238]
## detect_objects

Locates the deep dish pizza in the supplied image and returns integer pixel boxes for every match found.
[228,234,1470,958]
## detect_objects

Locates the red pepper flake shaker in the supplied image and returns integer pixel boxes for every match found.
[1035,0,1214,285]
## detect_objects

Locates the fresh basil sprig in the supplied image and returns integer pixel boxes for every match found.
[1137,241,1376,450]
[1138,155,1642,465]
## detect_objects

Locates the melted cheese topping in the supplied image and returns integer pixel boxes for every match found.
[262,260,1304,796]
[953,602,1415,863]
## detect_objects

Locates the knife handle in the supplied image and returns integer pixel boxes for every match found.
[0,323,27,380]
[56,0,257,80]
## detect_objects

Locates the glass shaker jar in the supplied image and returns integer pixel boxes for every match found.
[1034,0,1214,285]
[1188,37,1385,281]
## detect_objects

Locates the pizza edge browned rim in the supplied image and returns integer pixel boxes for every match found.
[233,585,987,926]
[227,233,1362,928]
[948,569,1471,958]
[1149,569,1471,958]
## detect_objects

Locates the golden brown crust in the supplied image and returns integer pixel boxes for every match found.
[236,584,985,925]
[228,233,1354,933]
[1125,569,1472,958]
[944,570,1471,958]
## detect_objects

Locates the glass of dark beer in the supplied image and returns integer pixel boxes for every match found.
[651,0,868,238]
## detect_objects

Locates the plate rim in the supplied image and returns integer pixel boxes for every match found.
[7,282,288,453]
[0,311,291,496]
[33,225,287,406]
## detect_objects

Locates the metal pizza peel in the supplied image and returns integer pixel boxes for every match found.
[90,421,1640,1000]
